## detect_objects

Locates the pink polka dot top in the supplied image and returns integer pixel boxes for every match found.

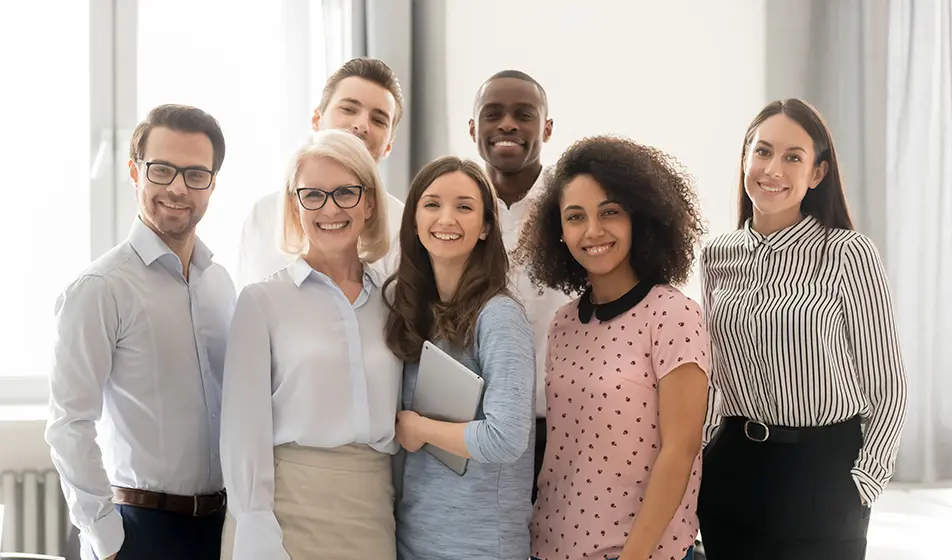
[530,284,711,560]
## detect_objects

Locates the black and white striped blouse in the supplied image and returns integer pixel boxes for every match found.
[700,214,907,504]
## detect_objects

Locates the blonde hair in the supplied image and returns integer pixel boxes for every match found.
[281,130,389,262]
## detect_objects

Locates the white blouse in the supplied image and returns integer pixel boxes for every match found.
[220,256,401,560]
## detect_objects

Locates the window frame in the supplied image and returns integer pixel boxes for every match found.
[0,0,133,408]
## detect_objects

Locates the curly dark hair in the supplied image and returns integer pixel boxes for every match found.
[513,135,706,296]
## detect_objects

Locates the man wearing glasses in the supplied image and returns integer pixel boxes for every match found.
[46,104,236,560]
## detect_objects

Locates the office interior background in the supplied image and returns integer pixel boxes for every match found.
[0,0,949,558]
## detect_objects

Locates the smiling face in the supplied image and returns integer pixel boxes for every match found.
[744,113,828,232]
[469,77,552,173]
[129,126,216,244]
[294,155,374,260]
[415,170,488,268]
[316,76,397,162]
[560,174,633,282]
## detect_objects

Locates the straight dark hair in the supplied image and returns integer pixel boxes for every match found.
[383,156,511,362]
[737,98,853,231]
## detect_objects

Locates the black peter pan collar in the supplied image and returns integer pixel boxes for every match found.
[577,281,655,324]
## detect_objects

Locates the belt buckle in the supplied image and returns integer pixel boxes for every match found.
[744,419,770,442]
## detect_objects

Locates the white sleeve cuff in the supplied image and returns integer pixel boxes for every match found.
[83,507,124,559]
[233,510,290,560]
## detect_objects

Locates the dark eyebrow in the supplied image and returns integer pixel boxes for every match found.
[479,102,539,114]
[340,97,391,123]
[756,140,806,153]
[561,200,620,213]
[148,159,213,173]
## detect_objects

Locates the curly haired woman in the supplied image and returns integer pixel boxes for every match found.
[515,136,708,560]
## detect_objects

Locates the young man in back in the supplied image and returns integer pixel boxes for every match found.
[470,70,571,502]
[236,57,406,288]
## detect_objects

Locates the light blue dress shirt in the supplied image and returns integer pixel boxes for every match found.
[45,217,236,559]
[221,256,401,560]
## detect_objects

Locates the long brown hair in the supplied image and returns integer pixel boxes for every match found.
[737,98,854,230]
[384,156,511,362]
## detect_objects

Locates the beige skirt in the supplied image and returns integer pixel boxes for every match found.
[221,443,395,559]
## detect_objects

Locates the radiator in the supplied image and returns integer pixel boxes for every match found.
[0,470,67,555]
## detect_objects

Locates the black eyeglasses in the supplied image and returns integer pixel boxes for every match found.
[296,185,366,211]
[140,161,214,190]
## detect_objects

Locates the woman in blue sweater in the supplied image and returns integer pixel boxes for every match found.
[384,156,536,560]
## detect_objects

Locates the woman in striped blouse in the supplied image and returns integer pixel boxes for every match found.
[696,98,907,560]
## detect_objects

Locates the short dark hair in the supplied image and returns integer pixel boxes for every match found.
[514,136,706,296]
[473,69,549,115]
[129,104,226,173]
[318,57,405,127]
[738,98,853,230]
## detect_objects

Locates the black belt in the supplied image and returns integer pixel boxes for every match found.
[721,416,801,444]
[721,415,861,444]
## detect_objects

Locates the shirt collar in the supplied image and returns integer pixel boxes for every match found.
[288,256,377,306]
[128,217,213,271]
[743,214,823,253]
[577,281,655,324]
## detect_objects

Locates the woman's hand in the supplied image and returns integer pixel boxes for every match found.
[396,410,427,452]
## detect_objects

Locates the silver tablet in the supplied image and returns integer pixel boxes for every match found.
[411,340,485,475]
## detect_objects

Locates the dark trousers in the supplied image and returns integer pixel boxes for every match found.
[98,504,225,559]
[532,417,546,503]
[698,416,871,560]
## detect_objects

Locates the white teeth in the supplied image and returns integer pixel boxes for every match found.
[584,243,613,255]
[432,232,461,241]
[759,183,785,193]
[318,221,348,230]
[160,201,186,210]
[494,141,519,147]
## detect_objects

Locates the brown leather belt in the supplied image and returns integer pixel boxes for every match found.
[112,487,226,517]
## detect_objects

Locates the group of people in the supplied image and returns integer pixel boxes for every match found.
[45,56,908,560]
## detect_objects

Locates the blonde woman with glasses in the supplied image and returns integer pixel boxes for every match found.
[220,129,401,560]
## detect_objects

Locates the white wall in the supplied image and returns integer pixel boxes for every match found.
[0,419,50,472]
[0,0,769,474]
[442,0,768,299]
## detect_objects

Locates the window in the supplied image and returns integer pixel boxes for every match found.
[0,1,331,406]
[134,0,329,279]
[0,4,91,387]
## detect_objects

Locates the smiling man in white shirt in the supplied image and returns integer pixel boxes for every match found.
[469,70,572,503]
[235,57,406,289]
[46,104,236,560]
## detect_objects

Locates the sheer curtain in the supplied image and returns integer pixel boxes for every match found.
[767,0,952,485]
[134,0,328,279]
[885,0,952,485]
[320,0,449,201]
